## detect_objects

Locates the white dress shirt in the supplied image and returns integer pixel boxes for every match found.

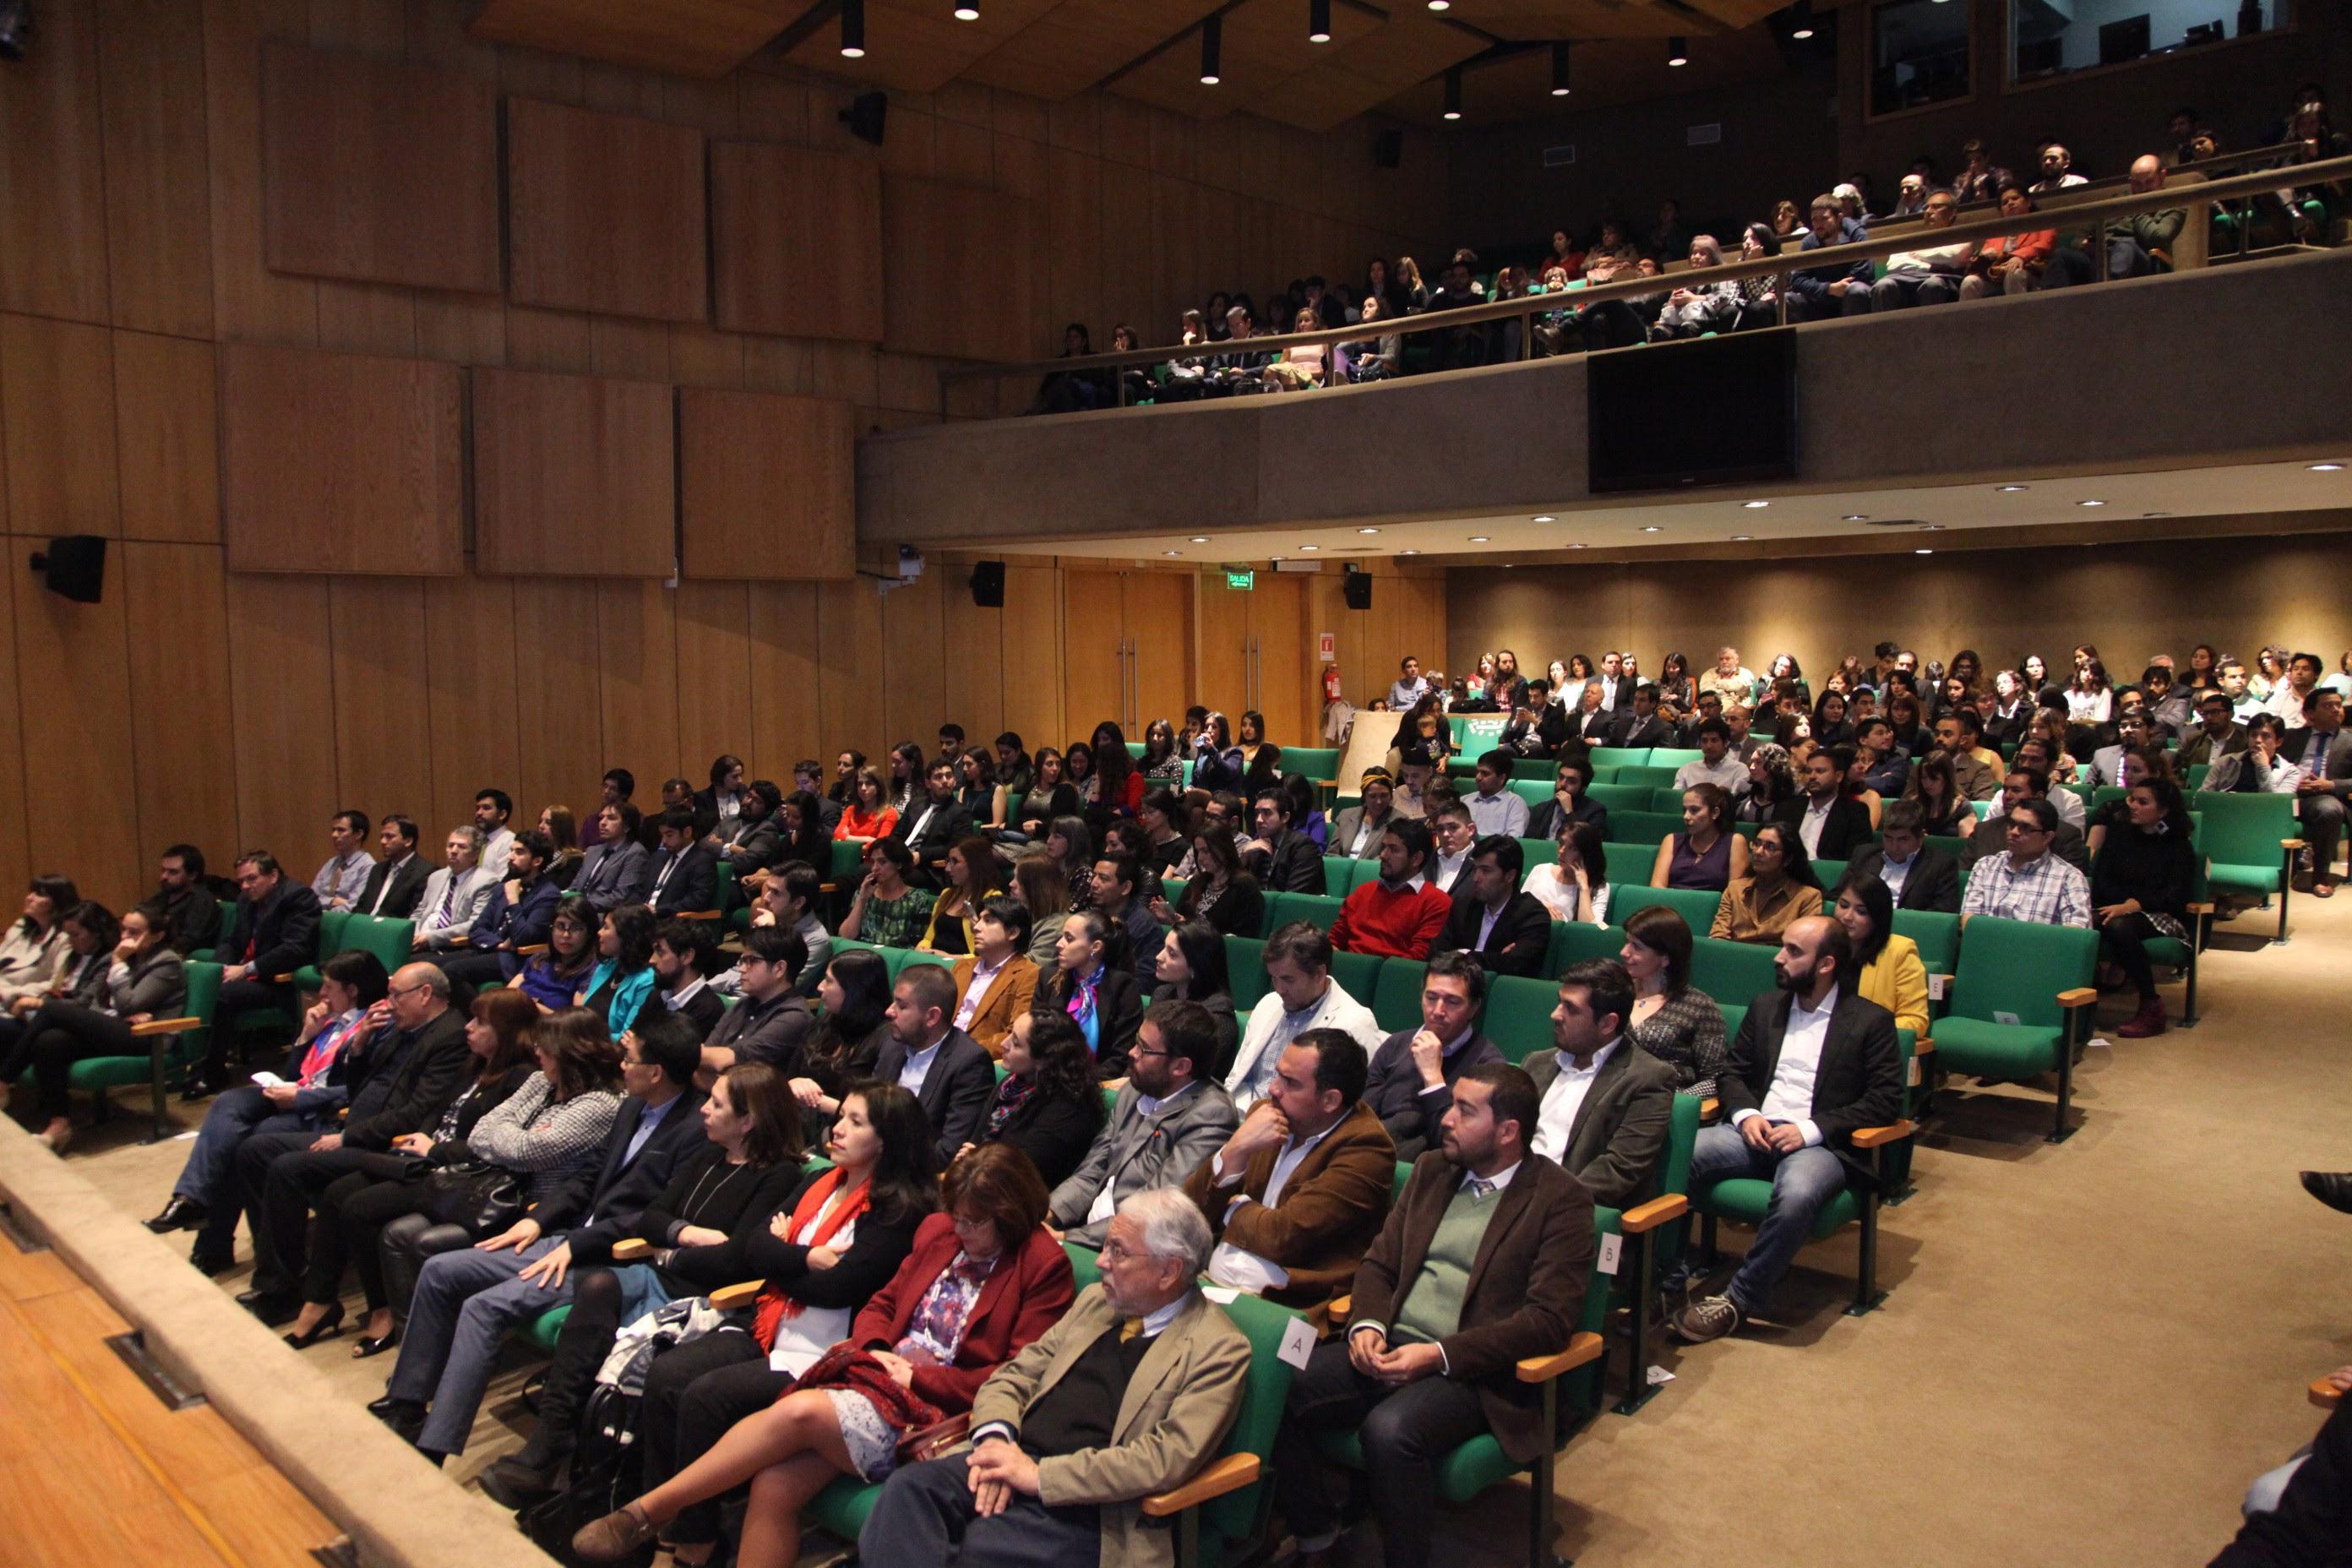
[1222,982,1384,1111]
[1466,789,1530,837]
[481,826,516,879]
[1433,848,1470,893]
[1532,1040,1620,1163]
[1737,988,1836,1147]
[1206,1119,1341,1293]
[1799,796,1835,858]
[897,1033,946,1095]
[954,954,1010,1031]
[1876,847,1914,900]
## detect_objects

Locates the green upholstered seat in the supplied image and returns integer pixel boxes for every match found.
[31,961,221,1142]
[1224,936,1269,1010]
[1162,877,1189,908]
[1479,975,1556,1064]
[289,909,354,992]
[1329,951,1383,1009]
[1890,910,1960,977]
[1647,749,1701,769]
[1647,787,1689,814]
[1545,920,1622,977]
[521,1305,570,1353]
[1372,960,1427,1034]
[1929,916,2097,1141]
[2197,792,2300,943]
[1589,747,1652,770]
[1263,892,1344,935]
[1321,856,1357,893]
[1609,885,1723,934]
[1511,758,1559,781]
[1587,783,1652,813]
[1613,766,1682,792]
[1599,841,1660,885]
[1612,811,1684,847]
[1690,936,1776,1010]
[1507,780,1553,814]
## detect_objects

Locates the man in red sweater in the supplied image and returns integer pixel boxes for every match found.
[1328,817,1455,960]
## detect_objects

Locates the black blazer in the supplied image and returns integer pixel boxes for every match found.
[1432,890,1553,977]
[1609,712,1674,749]
[983,1088,1108,1190]
[222,880,324,983]
[1838,844,1963,913]
[1247,830,1326,894]
[1573,707,1618,743]
[1717,990,1903,1191]
[341,1007,472,1152]
[1527,795,1610,844]
[356,855,430,920]
[646,842,721,916]
[1770,796,1876,862]
[717,812,783,872]
[874,1029,999,1169]
[1039,966,1146,1080]
[540,1086,712,1240]
[890,796,974,883]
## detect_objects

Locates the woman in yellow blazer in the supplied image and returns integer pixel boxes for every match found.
[1834,874,1930,1040]
[946,896,1039,1059]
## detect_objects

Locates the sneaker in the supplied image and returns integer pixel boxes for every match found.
[1671,1294,1742,1344]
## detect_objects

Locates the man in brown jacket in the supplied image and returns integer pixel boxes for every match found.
[948,896,1041,1058]
[1182,1029,1395,1309]
[1272,1063,1595,1568]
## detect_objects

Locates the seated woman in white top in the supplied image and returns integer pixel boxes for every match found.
[1523,819,1611,926]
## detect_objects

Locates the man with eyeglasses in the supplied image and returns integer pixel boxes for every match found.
[1960,798,2092,928]
[1963,768,2090,874]
[1788,192,1874,321]
[1868,193,1977,312]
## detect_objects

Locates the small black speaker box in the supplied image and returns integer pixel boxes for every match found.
[841,91,888,146]
[31,535,106,603]
[1373,128,1402,169]
[1343,570,1372,610]
[970,559,1006,607]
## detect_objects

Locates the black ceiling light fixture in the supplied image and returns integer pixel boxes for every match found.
[1550,41,1571,95]
[1667,33,1689,66]
[1309,0,1331,43]
[1200,15,1222,84]
[839,0,865,57]
[1442,66,1462,121]
[1788,1,1816,40]
[955,0,978,19]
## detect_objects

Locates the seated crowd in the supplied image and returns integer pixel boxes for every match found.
[1026,92,2345,406]
[1,625,2344,1568]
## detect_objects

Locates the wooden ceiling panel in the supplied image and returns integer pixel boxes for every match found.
[1255,14,1486,134]
[961,0,1228,102]
[1444,2,1697,41]
[1111,0,1384,120]
[1378,24,1783,125]
[784,0,1064,95]
[468,0,803,78]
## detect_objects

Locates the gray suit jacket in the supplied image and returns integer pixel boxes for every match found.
[1049,1078,1239,1247]
[1522,1040,1678,1208]
[1328,806,1394,860]
[575,837,653,912]
[413,865,495,949]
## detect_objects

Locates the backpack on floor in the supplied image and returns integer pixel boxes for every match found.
[518,1383,651,1568]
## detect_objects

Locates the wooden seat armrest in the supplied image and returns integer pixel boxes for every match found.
[679,909,723,922]
[2312,1375,2345,1411]
[610,1239,654,1262]
[2055,988,2099,1009]
[130,1016,203,1037]
[516,944,549,957]
[1141,1452,1260,1517]
[1914,1036,1936,1057]
[272,972,296,984]
[2281,838,2306,852]
[1323,1295,1351,1326]
[1516,1331,1605,1383]
[1309,778,1337,791]
[1699,1097,1720,1122]
[1850,1120,1915,1150]
[708,1280,765,1311]
[1620,1195,1688,1234]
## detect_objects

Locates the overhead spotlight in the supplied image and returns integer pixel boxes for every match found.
[1550,41,1571,96]
[2077,499,2106,507]
[1741,499,1770,509]
[1299,543,1320,551]
[1200,15,1221,84]
[1788,1,1815,41]
[1442,67,1462,121]
[1915,547,1934,555]
[1568,542,1587,549]
[1641,524,1663,532]
[2311,462,2346,472]
[1731,534,1752,542]
[839,0,864,57]
[1400,548,1421,556]
[1843,514,1869,521]
[0,0,31,62]
[1467,535,1490,542]
[955,1,978,18]
[1162,549,1181,556]
[1667,34,1688,66]
[1309,0,1331,43]
[1357,526,1380,535]
[1995,483,2028,492]
[1190,536,1209,543]
[1919,523,1944,530]
[1426,0,1449,9]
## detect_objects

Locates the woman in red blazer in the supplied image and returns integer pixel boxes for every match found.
[573,1143,1075,1568]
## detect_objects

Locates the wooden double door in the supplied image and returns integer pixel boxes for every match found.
[1064,569,1195,739]
[1196,572,1312,744]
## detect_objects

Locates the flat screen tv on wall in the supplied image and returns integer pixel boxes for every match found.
[1587,327,1798,494]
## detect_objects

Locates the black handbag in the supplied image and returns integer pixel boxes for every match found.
[416,1162,527,1236]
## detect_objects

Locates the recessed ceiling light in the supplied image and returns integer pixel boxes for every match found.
[2311,462,2346,472]
[1741,500,1770,509]
[1995,484,2029,493]
[1299,543,1319,550]
[1915,547,1934,555]
[1467,536,1489,543]
[1162,550,1180,556]
[1357,527,1380,535]
[1731,534,1752,542]
[1919,523,1944,531]
[1843,514,1869,522]
[954,2,979,17]
[1532,514,1556,523]
[1568,542,1587,549]
[1190,536,1209,543]
[2142,510,2173,518]
[1400,549,1420,556]
[1641,525,1663,533]
[2077,499,2105,507]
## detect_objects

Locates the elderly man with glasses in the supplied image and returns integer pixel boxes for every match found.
[1867,193,1978,312]
[1960,798,2092,927]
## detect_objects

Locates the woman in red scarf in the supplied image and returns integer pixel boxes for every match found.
[574,1142,1074,1565]
[622,1084,937,1567]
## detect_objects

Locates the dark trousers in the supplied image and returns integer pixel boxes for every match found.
[233,1135,371,1296]
[861,1451,1102,1568]
[1,1002,138,1120]
[2301,795,2346,885]
[207,978,297,1078]
[2097,911,2167,1003]
[1273,1337,1489,1568]
[433,950,509,988]
[532,1266,629,1451]
[374,1213,475,1319]
[637,1329,790,1546]
[180,1097,317,1263]
[305,1156,431,1307]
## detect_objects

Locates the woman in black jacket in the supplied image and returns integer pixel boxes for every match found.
[2088,773,2197,1039]
[1034,909,1145,1079]
[630,1083,936,1566]
[482,1062,811,1505]
[787,948,893,1143]
[964,1010,1106,1188]
[1146,918,1241,1079]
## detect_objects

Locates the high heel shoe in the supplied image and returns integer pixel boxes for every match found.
[351,1326,401,1358]
[282,1301,345,1349]
[570,1501,659,1562]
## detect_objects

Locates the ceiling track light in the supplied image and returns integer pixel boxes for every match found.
[1309,0,1331,43]
[839,0,864,57]
[1550,41,1571,95]
[1442,66,1462,121]
[1200,15,1221,84]
[1667,34,1688,66]
[1426,0,1449,10]
[1788,1,1815,41]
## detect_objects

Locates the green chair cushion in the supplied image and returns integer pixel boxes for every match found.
[1372,960,1427,1034]
[521,1304,571,1352]
[1224,936,1269,1010]
[1701,1177,1859,1242]
[1546,921,1622,976]
[1927,1015,2064,1079]
[1329,950,1383,1008]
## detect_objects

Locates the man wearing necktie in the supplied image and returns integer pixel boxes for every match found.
[2284,688,2352,897]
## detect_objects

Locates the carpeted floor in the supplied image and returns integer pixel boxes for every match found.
[46,892,2352,1565]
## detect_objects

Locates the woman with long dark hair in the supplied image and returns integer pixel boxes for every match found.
[1738,743,1800,826]
[964,1010,1107,1187]
[1525,819,1610,925]
[1013,748,1080,841]
[1147,918,1240,1076]
[775,791,830,873]
[834,767,899,844]
[0,873,76,1013]
[1710,822,1822,945]
[519,897,600,1010]
[579,904,662,1037]
[1233,711,1282,790]
[1903,749,1976,836]
[1036,909,1144,1079]
[2086,776,2197,1037]
[1140,718,1185,785]
[1620,906,1729,1096]
[1062,740,1097,807]
[1011,854,1073,967]
[916,837,1006,957]
[1162,825,1263,938]
[1091,721,1144,817]
[1653,784,1748,892]
[787,950,894,1134]
[1832,877,1929,1042]
[885,743,927,815]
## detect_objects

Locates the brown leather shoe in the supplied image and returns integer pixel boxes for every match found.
[2115,999,2168,1038]
[570,1501,658,1563]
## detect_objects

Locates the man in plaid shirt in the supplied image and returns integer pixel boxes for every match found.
[1960,798,2092,927]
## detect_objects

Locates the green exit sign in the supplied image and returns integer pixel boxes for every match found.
[1225,571,1255,591]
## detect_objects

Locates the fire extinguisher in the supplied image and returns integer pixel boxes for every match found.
[1322,666,1344,705]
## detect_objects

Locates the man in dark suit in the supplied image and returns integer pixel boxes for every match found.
[1525,758,1610,843]
[1525,960,1677,1207]
[1773,746,1876,862]
[1570,681,1619,743]
[435,830,562,986]
[645,808,720,916]
[1609,683,1675,749]
[188,850,324,1099]
[1272,1062,1593,1568]
[353,815,429,920]
[1363,951,1504,1158]
[1963,767,2090,874]
[2282,688,2352,894]
[1244,785,1326,893]
[1432,836,1552,978]
[1838,801,1963,913]
[1673,915,1903,1343]
[874,961,997,1168]
[372,1014,710,1458]
[888,759,973,888]
[155,842,224,953]
[1499,681,1569,758]
[576,803,653,912]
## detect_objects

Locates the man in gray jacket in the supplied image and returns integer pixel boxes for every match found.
[1050,1000,1239,1250]
[1524,960,1677,1208]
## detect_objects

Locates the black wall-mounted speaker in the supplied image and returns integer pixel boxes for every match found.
[970,559,1006,607]
[30,535,105,603]
[1343,570,1372,610]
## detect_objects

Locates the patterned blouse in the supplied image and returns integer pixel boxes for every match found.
[1627,986,1730,1097]
[463,1072,622,1203]
[860,888,938,950]
[896,1250,999,1366]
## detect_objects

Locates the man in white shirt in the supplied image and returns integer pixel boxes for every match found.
[1524,961,1676,1206]
[1673,720,1750,798]
[1222,923,1383,1112]
[2011,739,2087,830]
[1427,801,1478,894]
[1463,749,1531,838]
[2268,651,2323,730]
[2030,141,2089,191]
[2219,660,2265,724]
[472,789,516,879]
[1594,650,1631,713]
[1388,656,1432,710]
[1674,916,1903,1344]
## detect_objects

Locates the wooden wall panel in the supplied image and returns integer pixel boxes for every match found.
[596,579,683,798]
[882,176,1037,362]
[0,0,109,323]
[327,575,433,825]
[999,561,1064,754]
[421,571,522,827]
[747,582,820,783]
[0,539,26,901]
[509,578,606,825]
[224,572,336,859]
[673,580,754,787]
[112,332,220,544]
[507,97,708,322]
[678,388,855,581]
[122,542,237,880]
[203,0,320,346]
[14,547,143,908]
[815,579,887,768]
[710,143,884,342]
[878,569,949,758]
[96,0,215,338]
[217,342,465,574]
[259,41,501,294]
[939,564,1005,753]
[471,367,675,578]
[2,315,121,539]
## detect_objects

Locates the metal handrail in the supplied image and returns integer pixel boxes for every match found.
[937,151,2352,413]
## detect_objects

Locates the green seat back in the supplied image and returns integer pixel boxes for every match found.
[829,839,864,881]
[1546,921,1621,977]
[1372,960,1426,1034]
[1330,950,1383,1008]
[2186,763,2209,790]
[1264,892,1344,935]
[1282,747,1341,787]
[1321,856,1357,892]
[1600,841,1660,885]
[901,949,953,974]
[1647,787,1689,813]
[1811,859,1847,895]
[714,858,738,913]
[342,913,416,977]
[1161,876,1188,908]
[1891,910,1960,975]
[1647,748,1702,769]
[831,937,884,967]
[1590,747,1652,770]
[1507,780,1552,813]
[1587,783,1652,813]
[1481,974,1556,1064]
[1609,885,1720,934]
[1614,766,1682,792]
[315,908,353,963]
[2197,792,2297,892]
[58,961,221,1092]
[1690,936,1777,1010]
[1718,1002,1746,1043]
[1947,916,2096,1030]
[1347,859,1387,894]
[1926,834,1970,863]
[1511,758,1559,781]
[1224,935,1269,1010]
[1613,810,1685,846]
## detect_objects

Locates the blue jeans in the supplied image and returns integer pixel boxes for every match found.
[385,1235,577,1455]
[172,1086,318,1255]
[1691,1123,1850,1316]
